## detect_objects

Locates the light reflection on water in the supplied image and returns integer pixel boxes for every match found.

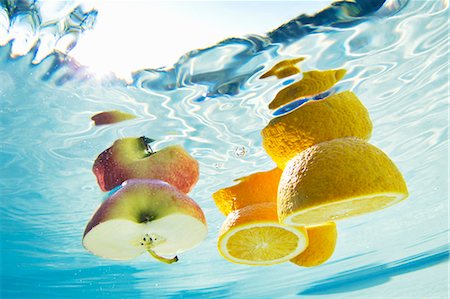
[0,0,448,298]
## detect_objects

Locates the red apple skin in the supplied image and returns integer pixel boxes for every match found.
[83,179,206,238]
[93,137,199,193]
[91,110,136,125]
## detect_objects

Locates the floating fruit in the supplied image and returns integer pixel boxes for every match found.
[262,91,372,169]
[291,222,337,267]
[278,137,408,226]
[268,69,346,110]
[214,167,338,266]
[93,137,199,193]
[212,168,282,215]
[91,110,136,126]
[218,203,308,266]
[260,57,304,79]
[82,179,207,263]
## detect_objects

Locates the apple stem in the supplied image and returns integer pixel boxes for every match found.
[146,248,178,264]
[141,233,177,264]
[140,136,156,155]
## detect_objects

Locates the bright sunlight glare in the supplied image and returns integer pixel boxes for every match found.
[70,1,332,81]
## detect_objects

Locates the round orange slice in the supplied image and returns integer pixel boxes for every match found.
[218,203,308,266]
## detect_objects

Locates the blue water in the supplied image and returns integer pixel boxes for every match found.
[1,0,449,298]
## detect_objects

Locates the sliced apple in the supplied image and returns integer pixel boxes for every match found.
[93,137,199,193]
[82,179,207,263]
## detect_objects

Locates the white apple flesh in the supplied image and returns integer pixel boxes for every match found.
[82,179,207,263]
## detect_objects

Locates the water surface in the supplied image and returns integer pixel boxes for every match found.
[0,1,449,298]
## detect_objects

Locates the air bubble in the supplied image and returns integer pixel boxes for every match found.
[234,146,248,158]
[213,163,224,169]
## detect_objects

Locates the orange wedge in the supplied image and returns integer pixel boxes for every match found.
[212,168,282,215]
[291,222,337,267]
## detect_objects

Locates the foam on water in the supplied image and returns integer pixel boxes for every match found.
[0,0,448,298]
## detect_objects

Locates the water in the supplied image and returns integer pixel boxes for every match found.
[0,0,449,298]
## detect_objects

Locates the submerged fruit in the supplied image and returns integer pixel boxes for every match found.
[260,57,304,79]
[91,110,136,126]
[268,69,346,110]
[82,179,207,262]
[93,137,199,193]
[212,168,282,215]
[291,222,337,267]
[278,137,408,226]
[262,91,372,169]
[218,203,308,266]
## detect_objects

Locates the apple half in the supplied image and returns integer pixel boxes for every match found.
[93,137,199,193]
[82,179,207,263]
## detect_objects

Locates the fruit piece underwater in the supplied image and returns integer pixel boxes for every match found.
[268,69,346,110]
[82,179,207,263]
[278,137,409,226]
[218,203,308,266]
[213,167,338,266]
[262,91,373,169]
[260,57,304,79]
[93,137,199,193]
[91,110,136,126]
[212,168,283,215]
[291,222,337,267]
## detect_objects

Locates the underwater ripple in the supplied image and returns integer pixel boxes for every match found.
[0,0,449,298]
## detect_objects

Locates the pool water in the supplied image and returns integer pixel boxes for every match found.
[0,1,449,298]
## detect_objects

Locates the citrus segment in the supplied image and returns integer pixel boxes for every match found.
[268,69,346,110]
[212,168,282,215]
[278,137,408,226]
[260,57,304,79]
[262,91,372,169]
[291,222,337,267]
[218,203,308,266]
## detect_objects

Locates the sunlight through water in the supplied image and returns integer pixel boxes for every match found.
[0,0,448,298]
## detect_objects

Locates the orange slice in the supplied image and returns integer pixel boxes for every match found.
[218,203,308,266]
[291,222,337,267]
[212,168,282,215]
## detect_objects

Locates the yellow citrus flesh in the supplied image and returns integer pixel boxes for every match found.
[278,137,408,226]
[212,168,282,215]
[262,91,372,169]
[290,194,403,225]
[218,203,308,266]
[291,222,337,267]
[268,69,346,110]
[260,57,304,79]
